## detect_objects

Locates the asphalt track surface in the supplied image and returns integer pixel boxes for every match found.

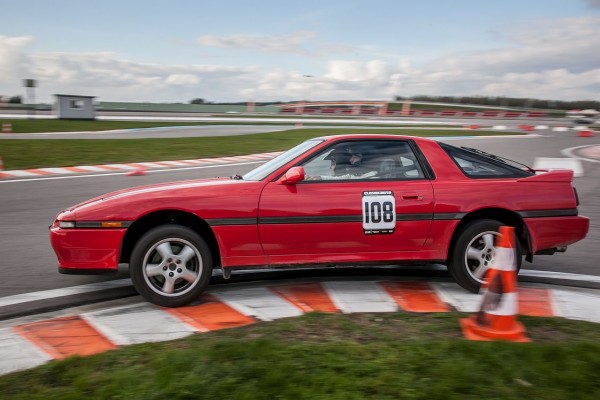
[0,124,295,139]
[0,119,598,319]
[1,108,565,126]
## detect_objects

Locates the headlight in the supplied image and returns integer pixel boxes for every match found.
[58,221,76,228]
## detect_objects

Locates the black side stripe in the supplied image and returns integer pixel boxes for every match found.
[259,215,362,224]
[397,214,434,221]
[433,213,467,220]
[206,218,257,226]
[518,209,578,218]
[260,214,439,224]
[206,209,576,226]
[209,214,434,226]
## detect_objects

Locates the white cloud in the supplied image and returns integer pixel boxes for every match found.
[198,31,316,55]
[325,60,391,83]
[0,44,256,101]
[0,36,34,94]
[197,31,358,57]
[165,74,200,85]
[412,16,600,99]
[247,16,600,101]
[1,15,599,103]
[241,71,340,101]
[480,68,600,100]
[243,64,406,102]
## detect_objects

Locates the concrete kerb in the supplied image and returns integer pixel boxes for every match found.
[0,275,598,376]
[0,152,284,180]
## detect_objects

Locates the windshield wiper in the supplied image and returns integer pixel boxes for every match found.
[230,174,243,180]
[461,147,536,173]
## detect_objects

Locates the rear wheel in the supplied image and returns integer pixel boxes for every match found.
[130,225,212,307]
[448,219,522,293]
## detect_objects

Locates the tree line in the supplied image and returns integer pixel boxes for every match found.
[1,96,24,104]
[394,95,599,110]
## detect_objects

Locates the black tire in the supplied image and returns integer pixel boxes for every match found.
[130,225,212,307]
[448,219,522,293]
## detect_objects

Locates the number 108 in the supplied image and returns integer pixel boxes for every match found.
[364,201,394,223]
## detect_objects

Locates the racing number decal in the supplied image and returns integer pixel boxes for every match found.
[362,191,396,234]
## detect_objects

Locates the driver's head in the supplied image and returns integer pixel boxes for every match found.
[325,148,352,175]
[345,146,364,165]
[349,153,362,165]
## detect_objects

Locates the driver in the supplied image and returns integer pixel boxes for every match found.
[326,148,353,176]
[308,148,376,180]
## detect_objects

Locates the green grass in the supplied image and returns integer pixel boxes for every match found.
[0,312,598,399]
[0,119,292,133]
[0,119,461,133]
[0,128,517,170]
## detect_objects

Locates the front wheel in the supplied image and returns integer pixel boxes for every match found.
[448,219,522,293]
[130,225,212,307]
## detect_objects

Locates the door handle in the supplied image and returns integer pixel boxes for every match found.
[401,192,423,201]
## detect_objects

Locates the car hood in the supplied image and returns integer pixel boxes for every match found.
[65,177,233,212]
[102,177,229,201]
[55,176,266,223]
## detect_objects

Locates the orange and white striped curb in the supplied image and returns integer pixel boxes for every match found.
[0,152,283,180]
[1,280,598,375]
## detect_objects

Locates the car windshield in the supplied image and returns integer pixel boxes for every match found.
[242,139,324,181]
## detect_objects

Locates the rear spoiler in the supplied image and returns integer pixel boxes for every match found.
[517,169,574,183]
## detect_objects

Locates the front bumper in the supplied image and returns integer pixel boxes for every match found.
[50,226,127,273]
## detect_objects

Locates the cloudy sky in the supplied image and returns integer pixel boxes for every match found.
[1,0,599,103]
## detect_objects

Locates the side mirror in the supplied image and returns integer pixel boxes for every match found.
[276,166,305,185]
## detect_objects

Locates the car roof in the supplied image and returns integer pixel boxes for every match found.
[316,134,436,144]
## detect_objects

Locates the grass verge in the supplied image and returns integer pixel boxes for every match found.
[0,128,517,170]
[0,119,259,133]
[0,312,598,399]
[0,119,461,133]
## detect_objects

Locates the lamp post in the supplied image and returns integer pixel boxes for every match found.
[297,74,313,114]
[23,79,37,118]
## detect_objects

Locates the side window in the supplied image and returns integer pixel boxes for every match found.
[301,140,425,181]
[302,150,333,177]
[442,144,530,178]
[69,99,84,109]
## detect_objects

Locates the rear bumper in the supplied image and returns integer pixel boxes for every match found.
[524,215,590,253]
[50,226,126,273]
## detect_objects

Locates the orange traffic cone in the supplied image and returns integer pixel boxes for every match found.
[460,226,529,342]
[126,165,147,176]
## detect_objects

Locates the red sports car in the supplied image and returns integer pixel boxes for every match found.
[50,134,589,307]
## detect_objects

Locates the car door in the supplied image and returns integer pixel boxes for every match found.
[257,139,435,260]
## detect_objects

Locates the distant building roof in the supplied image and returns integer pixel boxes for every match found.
[54,94,96,98]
